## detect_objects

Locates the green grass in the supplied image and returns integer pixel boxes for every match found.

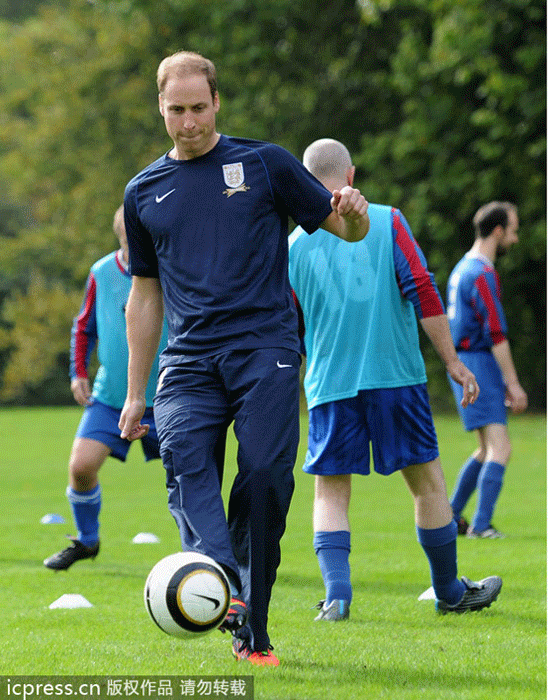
[0,407,545,699]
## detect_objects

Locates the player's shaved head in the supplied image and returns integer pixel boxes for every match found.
[303,139,353,181]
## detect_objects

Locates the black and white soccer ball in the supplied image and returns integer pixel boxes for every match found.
[144,552,231,638]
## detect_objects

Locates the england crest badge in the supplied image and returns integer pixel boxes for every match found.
[222,162,250,197]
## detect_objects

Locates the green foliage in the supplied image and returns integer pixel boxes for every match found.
[0,0,42,21]
[0,0,544,406]
[0,272,81,401]
[0,1,162,401]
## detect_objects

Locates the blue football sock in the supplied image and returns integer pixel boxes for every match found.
[450,456,483,519]
[473,461,505,532]
[417,521,465,605]
[313,530,352,605]
[66,484,101,546]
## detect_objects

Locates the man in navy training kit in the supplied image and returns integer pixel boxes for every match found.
[44,205,167,571]
[288,138,502,621]
[118,52,369,666]
[446,201,527,539]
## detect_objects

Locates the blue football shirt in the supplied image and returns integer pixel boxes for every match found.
[446,253,508,351]
[124,135,333,366]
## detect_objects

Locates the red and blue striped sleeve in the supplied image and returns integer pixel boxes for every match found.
[392,208,445,319]
[471,270,507,346]
[69,272,98,380]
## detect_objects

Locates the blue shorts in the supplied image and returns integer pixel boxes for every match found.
[75,399,160,462]
[304,384,439,476]
[449,351,507,431]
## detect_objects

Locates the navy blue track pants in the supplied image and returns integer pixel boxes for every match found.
[153,348,300,650]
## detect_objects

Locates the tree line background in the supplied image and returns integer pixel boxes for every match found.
[0,0,545,410]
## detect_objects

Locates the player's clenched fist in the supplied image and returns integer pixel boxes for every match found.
[331,186,368,219]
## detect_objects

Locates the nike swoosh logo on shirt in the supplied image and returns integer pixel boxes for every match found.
[277,361,293,368]
[155,189,176,203]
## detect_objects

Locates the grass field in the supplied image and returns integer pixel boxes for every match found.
[0,407,545,700]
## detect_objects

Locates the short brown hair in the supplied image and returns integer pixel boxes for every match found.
[473,201,517,239]
[157,51,217,100]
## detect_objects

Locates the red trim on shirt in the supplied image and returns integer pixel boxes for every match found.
[393,210,444,318]
[115,249,129,275]
[73,274,97,378]
[475,274,506,345]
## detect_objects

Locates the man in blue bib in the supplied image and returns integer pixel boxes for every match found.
[44,205,167,571]
[118,52,369,666]
[289,138,502,621]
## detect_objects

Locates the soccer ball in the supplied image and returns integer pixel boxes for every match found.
[144,552,231,638]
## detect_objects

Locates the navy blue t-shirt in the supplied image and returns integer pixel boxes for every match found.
[124,135,333,366]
